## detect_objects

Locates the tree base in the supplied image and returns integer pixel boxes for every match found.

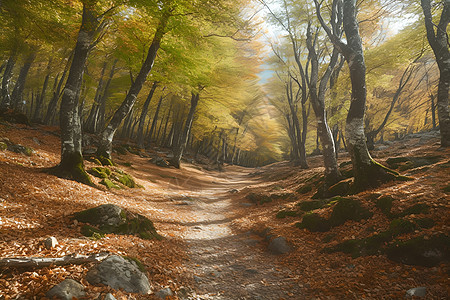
[49,152,93,186]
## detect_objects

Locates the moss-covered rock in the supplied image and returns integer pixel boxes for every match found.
[122,256,146,272]
[324,231,392,258]
[415,217,435,229]
[276,209,299,219]
[386,234,449,267]
[296,184,312,194]
[329,198,372,227]
[376,196,394,216]
[400,203,429,216]
[8,144,33,156]
[98,155,115,166]
[88,167,112,178]
[246,193,272,205]
[297,200,327,211]
[296,213,330,232]
[0,142,7,151]
[115,173,137,188]
[325,180,352,197]
[73,204,161,240]
[389,219,416,236]
[100,178,121,189]
[81,225,106,240]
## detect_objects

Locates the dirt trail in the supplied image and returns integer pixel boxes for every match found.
[166,168,304,300]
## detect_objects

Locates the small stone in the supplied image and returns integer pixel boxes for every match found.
[193,275,202,283]
[155,287,173,299]
[268,236,291,254]
[104,293,116,300]
[43,237,58,249]
[46,279,85,300]
[229,189,239,193]
[406,287,426,297]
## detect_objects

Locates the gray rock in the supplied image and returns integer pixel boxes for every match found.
[268,236,291,254]
[43,236,58,249]
[46,279,85,300]
[406,287,427,297]
[86,255,151,294]
[155,287,173,299]
[104,293,117,300]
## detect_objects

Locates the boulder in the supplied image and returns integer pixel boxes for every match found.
[406,287,427,297]
[268,236,291,254]
[155,287,174,299]
[46,279,85,300]
[73,204,161,240]
[86,255,151,294]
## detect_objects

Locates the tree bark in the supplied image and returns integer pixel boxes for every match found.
[33,58,52,123]
[146,92,165,147]
[170,92,199,168]
[51,2,101,185]
[97,11,170,159]
[0,54,16,110]
[306,21,341,188]
[315,0,400,191]
[421,0,450,147]
[136,81,158,148]
[11,51,36,113]
[44,59,69,125]
[84,61,107,133]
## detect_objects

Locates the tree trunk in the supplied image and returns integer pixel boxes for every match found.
[51,2,101,185]
[84,61,107,133]
[97,11,170,159]
[170,92,199,168]
[315,0,401,191]
[137,81,158,148]
[11,52,36,113]
[33,58,52,123]
[430,94,437,129]
[147,92,165,147]
[306,22,341,188]
[421,0,450,147]
[0,54,16,110]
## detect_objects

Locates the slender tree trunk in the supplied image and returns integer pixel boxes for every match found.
[11,52,36,113]
[137,81,158,148]
[306,23,341,188]
[0,54,16,110]
[85,61,107,133]
[430,94,437,129]
[421,0,450,147]
[33,58,52,122]
[51,2,101,185]
[170,92,199,168]
[147,92,165,147]
[97,11,170,159]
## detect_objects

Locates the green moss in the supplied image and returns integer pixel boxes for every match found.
[297,200,326,211]
[276,210,299,219]
[116,214,161,240]
[386,234,449,267]
[98,155,114,166]
[415,217,435,229]
[389,219,416,236]
[122,256,146,272]
[88,167,111,178]
[50,151,93,186]
[0,142,6,151]
[443,184,450,193]
[296,213,330,232]
[100,178,121,189]
[376,196,394,216]
[116,173,137,188]
[297,184,312,194]
[329,198,372,227]
[400,203,429,216]
[325,231,392,258]
[246,193,272,205]
[80,225,106,239]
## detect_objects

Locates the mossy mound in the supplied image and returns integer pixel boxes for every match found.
[415,217,435,229]
[325,231,392,258]
[400,203,429,216]
[386,234,449,267]
[276,209,300,219]
[73,204,161,240]
[8,144,34,156]
[100,178,121,189]
[329,198,372,227]
[389,219,416,236]
[386,156,442,171]
[0,142,7,151]
[246,193,272,205]
[88,167,112,178]
[296,184,312,194]
[115,173,137,188]
[376,196,394,217]
[296,213,330,232]
[97,155,115,166]
[297,200,328,211]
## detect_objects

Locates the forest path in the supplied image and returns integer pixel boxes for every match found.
[166,167,303,300]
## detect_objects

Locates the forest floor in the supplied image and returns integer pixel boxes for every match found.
[0,122,449,299]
